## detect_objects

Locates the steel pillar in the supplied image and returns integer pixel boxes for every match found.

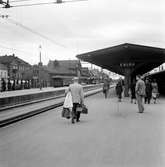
[124,68,131,97]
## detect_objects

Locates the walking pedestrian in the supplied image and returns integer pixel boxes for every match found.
[67,77,84,124]
[151,79,159,104]
[135,75,146,113]
[116,78,123,102]
[144,78,152,104]
[103,78,110,98]
[130,79,136,104]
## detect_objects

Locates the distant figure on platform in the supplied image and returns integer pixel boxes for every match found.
[116,78,123,102]
[144,78,152,104]
[7,80,12,91]
[12,81,16,90]
[151,79,159,104]
[67,77,84,124]
[1,78,6,92]
[135,75,146,113]
[130,79,136,104]
[103,79,110,98]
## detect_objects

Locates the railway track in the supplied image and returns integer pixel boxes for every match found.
[0,85,114,127]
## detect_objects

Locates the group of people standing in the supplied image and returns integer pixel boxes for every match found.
[63,75,159,123]
[135,75,159,113]
[0,79,31,92]
[130,77,159,105]
[103,75,159,114]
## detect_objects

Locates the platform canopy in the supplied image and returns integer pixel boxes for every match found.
[77,43,165,76]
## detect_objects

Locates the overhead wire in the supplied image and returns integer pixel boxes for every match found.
[10,2,56,7]
[0,0,88,55]
[10,0,86,3]
[10,0,39,3]
[5,17,67,48]
[4,0,87,8]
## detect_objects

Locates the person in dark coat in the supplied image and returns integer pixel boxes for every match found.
[130,79,136,104]
[1,78,6,92]
[145,78,152,104]
[116,78,123,102]
[103,79,110,98]
[7,79,12,91]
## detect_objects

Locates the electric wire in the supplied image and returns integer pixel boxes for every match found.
[5,18,66,48]
[1,0,87,8]
[10,2,56,7]
[10,0,86,3]
[10,0,40,3]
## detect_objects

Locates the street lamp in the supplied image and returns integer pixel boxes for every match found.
[38,45,42,90]
[39,45,42,64]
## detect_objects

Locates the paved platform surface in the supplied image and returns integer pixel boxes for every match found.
[0,90,165,167]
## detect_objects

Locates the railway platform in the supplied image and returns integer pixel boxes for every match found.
[0,89,165,167]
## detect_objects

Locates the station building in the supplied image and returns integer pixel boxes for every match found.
[46,60,82,87]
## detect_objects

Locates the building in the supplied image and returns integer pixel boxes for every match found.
[0,63,8,91]
[0,54,31,82]
[47,60,81,87]
[80,67,91,84]
[23,65,50,88]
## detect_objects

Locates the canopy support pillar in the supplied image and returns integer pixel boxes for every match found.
[124,68,131,97]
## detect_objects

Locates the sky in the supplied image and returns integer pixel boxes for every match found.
[0,0,165,66]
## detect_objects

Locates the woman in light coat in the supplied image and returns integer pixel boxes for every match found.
[151,79,158,104]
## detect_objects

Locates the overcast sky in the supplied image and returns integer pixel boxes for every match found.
[0,0,165,65]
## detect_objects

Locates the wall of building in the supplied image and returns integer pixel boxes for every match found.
[0,66,8,91]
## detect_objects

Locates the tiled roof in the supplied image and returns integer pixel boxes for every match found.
[0,55,31,66]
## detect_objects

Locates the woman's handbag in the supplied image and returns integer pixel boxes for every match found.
[76,104,88,114]
[61,108,71,119]
[62,91,72,119]
[82,104,88,114]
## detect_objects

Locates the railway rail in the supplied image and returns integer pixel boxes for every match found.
[0,84,115,127]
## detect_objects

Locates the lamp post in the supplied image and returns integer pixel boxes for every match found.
[38,45,42,90]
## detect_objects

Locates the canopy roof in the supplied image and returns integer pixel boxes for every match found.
[77,43,165,76]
